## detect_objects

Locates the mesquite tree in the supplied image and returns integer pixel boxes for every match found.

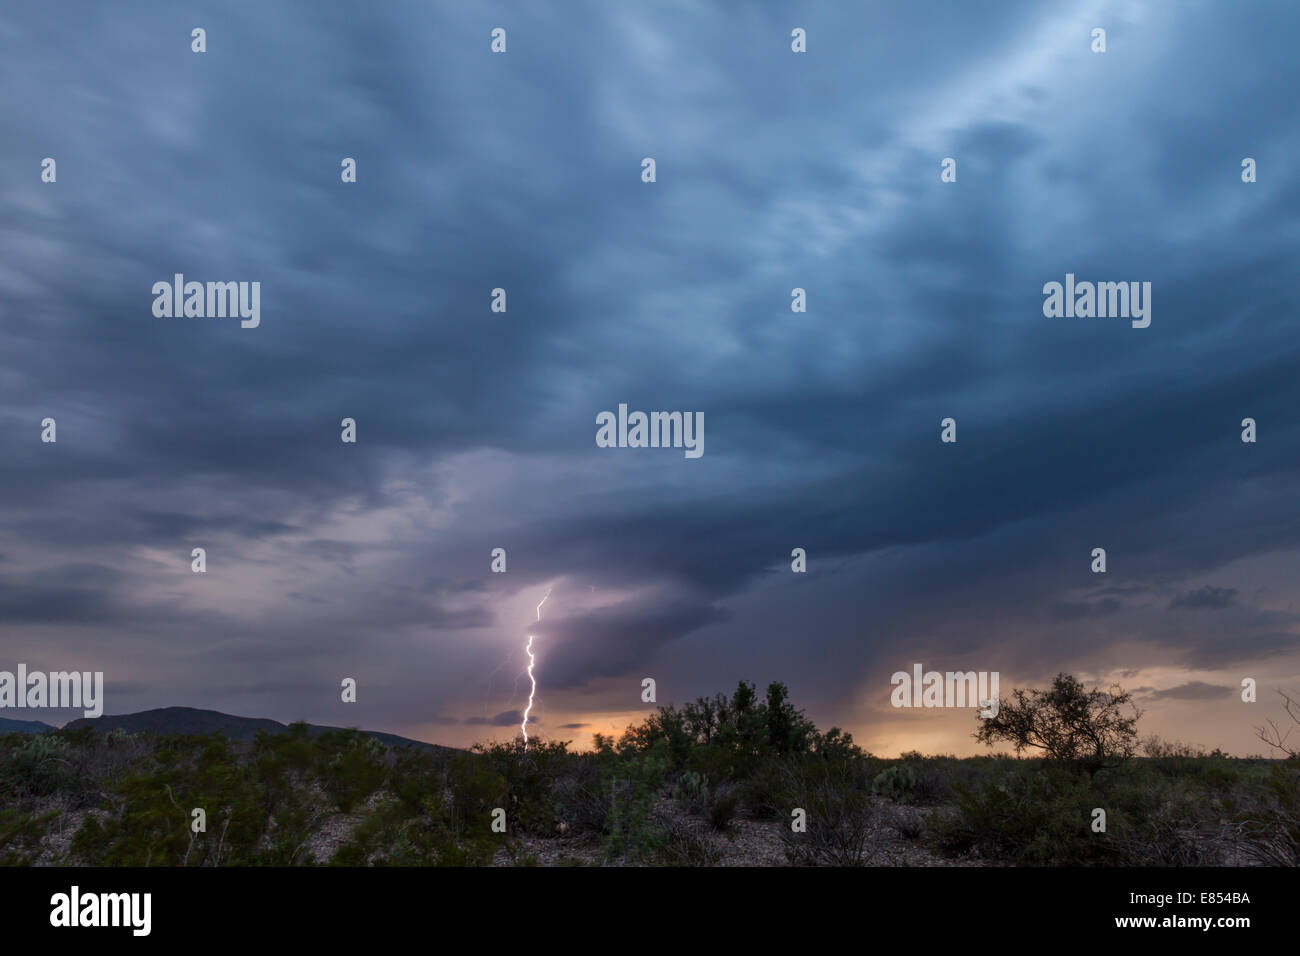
[974,673,1142,774]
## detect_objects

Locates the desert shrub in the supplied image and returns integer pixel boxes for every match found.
[780,757,882,866]
[928,763,1104,864]
[1198,760,1245,791]
[68,733,283,865]
[672,769,710,814]
[1233,761,1300,866]
[388,802,498,866]
[929,760,1225,866]
[810,727,865,761]
[1108,814,1226,866]
[1140,738,1242,792]
[654,811,721,866]
[683,745,738,790]
[902,756,955,804]
[446,753,507,830]
[331,790,498,867]
[872,765,917,802]
[4,735,74,797]
[615,681,828,774]
[887,805,924,841]
[1101,771,1228,866]
[473,738,573,834]
[0,808,57,865]
[930,753,1011,795]
[315,731,388,813]
[253,723,314,777]
[735,756,788,818]
[708,785,740,831]
[331,795,409,866]
[386,748,442,815]
[65,730,153,803]
[1143,735,1209,758]
[599,744,667,864]
[548,758,609,834]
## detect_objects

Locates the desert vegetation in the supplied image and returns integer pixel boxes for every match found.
[1,676,1296,866]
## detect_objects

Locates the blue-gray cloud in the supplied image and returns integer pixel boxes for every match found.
[1,0,1298,743]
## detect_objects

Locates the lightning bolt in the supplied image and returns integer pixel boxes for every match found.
[521,587,551,750]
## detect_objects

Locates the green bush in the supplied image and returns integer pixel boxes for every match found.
[708,789,739,831]
[735,756,787,818]
[472,737,574,834]
[316,732,388,813]
[599,744,667,864]
[780,757,881,866]
[655,813,721,866]
[4,735,73,797]
[927,761,1225,866]
[0,808,56,865]
[872,765,917,802]
[672,770,710,814]
[548,760,609,834]
[447,753,506,830]
[1234,761,1300,866]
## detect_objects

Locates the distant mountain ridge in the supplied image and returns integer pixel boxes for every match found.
[59,706,452,753]
[0,716,57,735]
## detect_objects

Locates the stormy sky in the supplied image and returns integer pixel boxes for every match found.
[2,1,1298,755]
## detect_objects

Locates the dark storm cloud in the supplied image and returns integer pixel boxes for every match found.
[1170,587,1239,610]
[1051,598,1122,621]
[0,562,231,629]
[466,711,527,727]
[0,583,113,624]
[128,512,299,542]
[538,598,730,690]
[2,0,1298,740]
[1145,682,1234,702]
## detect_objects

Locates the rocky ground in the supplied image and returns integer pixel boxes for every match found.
[27,790,1257,867]
[487,796,987,867]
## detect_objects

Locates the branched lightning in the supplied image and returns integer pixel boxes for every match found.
[521,588,551,749]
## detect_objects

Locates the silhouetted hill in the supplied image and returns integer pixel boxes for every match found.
[62,706,453,753]
[0,716,56,734]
